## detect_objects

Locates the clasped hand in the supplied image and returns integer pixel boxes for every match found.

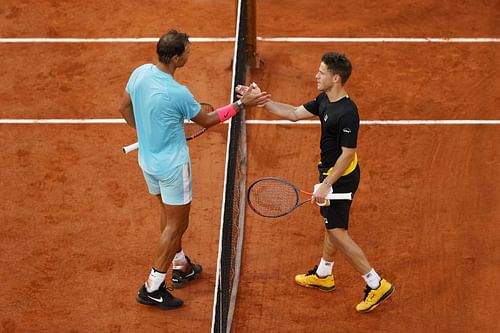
[236,83,270,107]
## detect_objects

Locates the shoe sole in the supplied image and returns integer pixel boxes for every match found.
[172,267,203,289]
[136,296,183,310]
[357,286,395,313]
[295,281,336,292]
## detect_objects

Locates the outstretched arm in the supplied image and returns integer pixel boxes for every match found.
[236,84,314,121]
[192,83,271,128]
[263,101,314,121]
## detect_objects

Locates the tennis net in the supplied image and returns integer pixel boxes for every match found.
[211,0,253,332]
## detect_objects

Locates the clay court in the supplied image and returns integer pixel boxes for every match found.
[1,1,499,332]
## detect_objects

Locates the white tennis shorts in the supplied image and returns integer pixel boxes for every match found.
[142,162,192,205]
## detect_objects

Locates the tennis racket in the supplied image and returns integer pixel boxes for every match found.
[122,102,214,154]
[247,177,352,218]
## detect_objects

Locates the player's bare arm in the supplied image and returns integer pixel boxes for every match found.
[193,83,271,128]
[312,147,356,204]
[264,102,314,121]
[119,92,136,129]
[236,84,313,121]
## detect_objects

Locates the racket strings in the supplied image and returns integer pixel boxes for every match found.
[184,103,213,138]
[248,179,299,217]
[184,122,204,137]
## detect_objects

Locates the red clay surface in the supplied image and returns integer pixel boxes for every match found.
[236,125,500,332]
[0,124,228,332]
[0,43,234,119]
[256,0,499,37]
[1,0,499,332]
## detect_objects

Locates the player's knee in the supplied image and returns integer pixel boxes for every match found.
[328,228,349,245]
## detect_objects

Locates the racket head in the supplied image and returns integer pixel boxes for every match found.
[247,177,305,218]
[185,102,213,140]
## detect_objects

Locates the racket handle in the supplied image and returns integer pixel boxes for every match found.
[122,142,139,154]
[327,193,352,200]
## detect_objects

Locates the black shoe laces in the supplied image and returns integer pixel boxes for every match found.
[160,283,175,295]
[362,285,372,300]
[305,265,319,276]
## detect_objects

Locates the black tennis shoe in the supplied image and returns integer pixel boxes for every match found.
[136,282,183,309]
[171,256,203,288]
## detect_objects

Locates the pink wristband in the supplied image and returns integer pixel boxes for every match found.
[216,104,238,122]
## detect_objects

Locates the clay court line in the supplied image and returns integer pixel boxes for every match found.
[1,119,499,125]
[257,37,500,43]
[0,38,235,43]
[1,37,499,43]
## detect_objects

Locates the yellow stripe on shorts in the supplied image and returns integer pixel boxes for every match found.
[322,153,358,177]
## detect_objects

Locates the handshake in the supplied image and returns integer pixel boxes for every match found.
[236,82,270,108]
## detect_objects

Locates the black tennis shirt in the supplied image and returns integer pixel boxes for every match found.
[303,93,359,168]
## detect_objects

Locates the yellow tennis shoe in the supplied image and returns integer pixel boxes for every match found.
[355,278,394,313]
[294,266,336,292]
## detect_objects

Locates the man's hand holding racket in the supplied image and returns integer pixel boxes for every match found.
[312,182,332,206]
[247,177,352,218]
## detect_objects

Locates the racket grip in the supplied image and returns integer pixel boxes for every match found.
[317,199,330,207]
[122,142,139,154]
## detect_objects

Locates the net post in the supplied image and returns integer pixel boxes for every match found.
[246,0,261,69]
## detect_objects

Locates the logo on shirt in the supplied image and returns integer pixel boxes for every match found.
[323,114,328,122]
[343,128,352,134]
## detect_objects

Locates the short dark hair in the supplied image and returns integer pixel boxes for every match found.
[321,52,352,84]
[156,29,190,64]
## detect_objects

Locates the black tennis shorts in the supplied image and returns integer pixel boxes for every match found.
[318,165,360,230]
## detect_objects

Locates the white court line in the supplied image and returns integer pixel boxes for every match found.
[1,119,499,125]
[1,37,499,43]
[0,119,125,124]
[0,37,235,43]
[248,119,500,125]
[257,37,500,43]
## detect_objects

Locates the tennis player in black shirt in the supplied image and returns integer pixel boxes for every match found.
[237,52,394,313]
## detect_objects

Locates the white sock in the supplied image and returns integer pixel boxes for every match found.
[316,258,334,277]
[146,268,166,293]
[172,250,187,269]
[362,268,381,289]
